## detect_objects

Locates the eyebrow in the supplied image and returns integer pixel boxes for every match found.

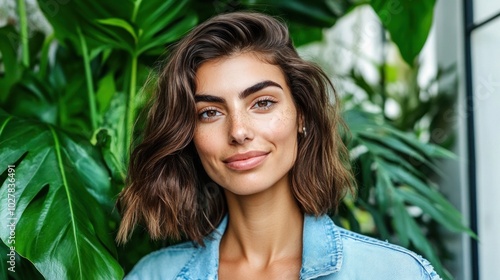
[194,80,283,103]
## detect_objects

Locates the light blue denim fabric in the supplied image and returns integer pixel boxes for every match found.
[125,215,441,279]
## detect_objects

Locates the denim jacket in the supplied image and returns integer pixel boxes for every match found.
[125,215,441,279]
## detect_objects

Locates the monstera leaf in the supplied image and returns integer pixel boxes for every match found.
[371,0,436,65]
[0,111,122,279]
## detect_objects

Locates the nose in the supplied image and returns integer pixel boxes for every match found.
[228,112,254,145]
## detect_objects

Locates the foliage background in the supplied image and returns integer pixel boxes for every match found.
[0,0,474,279]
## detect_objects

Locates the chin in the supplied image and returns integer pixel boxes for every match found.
[220,176,289,197]
[223,184,271,196]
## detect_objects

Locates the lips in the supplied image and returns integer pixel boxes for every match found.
[223,151,269,171]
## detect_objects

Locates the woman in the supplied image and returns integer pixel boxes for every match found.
[117,12,441,279]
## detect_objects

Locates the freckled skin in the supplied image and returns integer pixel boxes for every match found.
[193,53,301,196]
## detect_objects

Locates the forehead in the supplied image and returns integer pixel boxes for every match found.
[194,52,288,95]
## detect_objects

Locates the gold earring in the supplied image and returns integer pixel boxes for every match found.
[303,127,307,137]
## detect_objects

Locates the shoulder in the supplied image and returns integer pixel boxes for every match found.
[124,241,198,280]
[125,217,227,280]
[336,226,441,279]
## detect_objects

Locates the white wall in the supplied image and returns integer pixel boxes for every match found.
[471,1,500,278]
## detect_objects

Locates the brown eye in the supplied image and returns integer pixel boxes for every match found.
[256,101,268,107]
[199,109,221,120]
[252,99,276,110]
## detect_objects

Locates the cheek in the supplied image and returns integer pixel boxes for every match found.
[265,107,298,141]
[193,127,215,162]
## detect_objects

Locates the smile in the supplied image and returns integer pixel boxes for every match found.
[223,151,269,171]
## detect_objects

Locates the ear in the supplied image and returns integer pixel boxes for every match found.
[297,111,305,134]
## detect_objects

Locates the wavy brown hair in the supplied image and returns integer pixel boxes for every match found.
[117,12,355,245]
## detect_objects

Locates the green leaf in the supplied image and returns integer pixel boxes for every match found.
[95,129,126,184]
[358,152,374,200]
[357,199,390,240]
[371,0,436,65]
[341,200,362,233]
[385,126,455,159]
[0,241,44,280]
[391,199,410,246]
[378,160,445,205]
[396,187,476,238]
[37,34,55,80]
[97,18,138,43]
[38,0,196,56]
[288,22,323,47]
[359,130,427,163]
[0,112,123,279]
[5,71,58,125]
[344,108,384,135]
[96,72,116,115]
[136,0,186,39]
[375,168,393,214]
[392,201,443,275]
[0,26,22,103]
[361,140,425,179]
[136,12,198,55]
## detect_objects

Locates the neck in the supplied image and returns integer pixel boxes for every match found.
[220,177,303,268]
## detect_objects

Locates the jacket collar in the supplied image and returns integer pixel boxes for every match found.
[178,214,342,280]
[300,215,342,279]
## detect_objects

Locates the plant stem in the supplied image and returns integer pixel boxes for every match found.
[17,0,29,67]
[132,0,142,22]
[125,55,138,158]
[78,27,98,132]
[38,34,54,79]
[380,29,387,117]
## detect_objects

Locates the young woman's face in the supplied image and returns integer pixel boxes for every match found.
[193,52,301,196]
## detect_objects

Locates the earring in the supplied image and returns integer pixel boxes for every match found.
[303,126,307,137]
